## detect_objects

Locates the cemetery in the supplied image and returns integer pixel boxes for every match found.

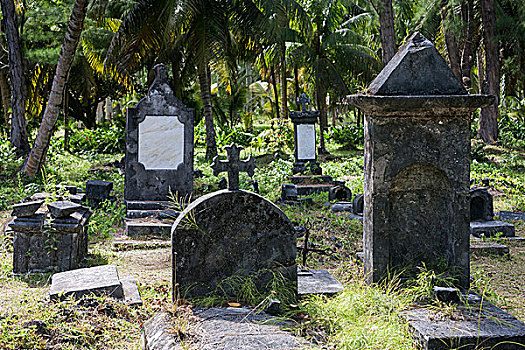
[1,1,525,349]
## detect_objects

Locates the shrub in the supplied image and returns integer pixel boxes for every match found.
[69,126,125,154]
[327,124,364,149]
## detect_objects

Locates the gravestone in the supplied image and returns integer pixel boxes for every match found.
[469,187,515,237]
[171,145,297,298]
[347,32,494,289]
[290,93,321,175]
[9,200,91,273]
[124,64,194,236]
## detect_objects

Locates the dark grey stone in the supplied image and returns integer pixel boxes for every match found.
[125,209,180,220]
[290,175,332,184]
[346,33,494,289]
[401,293,525,350]
[331,201,353,213]
[217,177,227,189]
[47,201,82,218]
[211,144,255,191]
[8,215,45,232]
[68,193,86,204]
[328,185,352,202]
[433,286,460,303]
[348,213,364,222]
[281,184,298,201]
[126,201,176,211]
[172,189,297,299]
[470,220,515,238]
[11,200,44,217]
[297,269,344,296]
[12,232,30,274]
[499,211,525,221]
[86,180,113,200]
[296,183,333,196]
[368,32,466,96]
[352,193,364,215]
[125,221,172,238]
[49,265,124,300]
[125,64,194,202]
[470,187,493,221]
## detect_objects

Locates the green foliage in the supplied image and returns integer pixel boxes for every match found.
[326,124,364,149]
[68,126,125,154]
[404,263,458,303]
[87,200,125,243]
[253,158,293,199]
[499,96,525,150]
[250,119,294,153]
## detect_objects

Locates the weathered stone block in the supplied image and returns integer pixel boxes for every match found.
[470,220,515,238]
[12,200,44,217]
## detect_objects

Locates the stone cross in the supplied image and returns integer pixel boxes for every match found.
[211,144,255,191]
[297,93,310,112]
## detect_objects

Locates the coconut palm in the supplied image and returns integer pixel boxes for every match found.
[289,0,380,153]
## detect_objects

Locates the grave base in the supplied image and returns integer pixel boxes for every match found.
[470,236,510,256]
[298,269,344,296]
[499,211,525,221]
[470,220,515,238]
[401,293,525,350]
[331,201,353,213]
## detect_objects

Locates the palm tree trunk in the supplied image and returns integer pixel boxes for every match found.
[280,42,287,119]
[199,59,217,160]
[294,65,299,110]
[478,0,499,144]
[0,68,10,128]
[22,0,90,177]
[459,0,479,89]
[1,0,30,156]
[441,1,461,80]
[317,81,328,154]
[378,0,396,65]
[270,65,279,119]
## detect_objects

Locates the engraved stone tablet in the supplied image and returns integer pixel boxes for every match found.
[138,116,184,170]
[297,124,316,160]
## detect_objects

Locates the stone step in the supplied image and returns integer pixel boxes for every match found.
[125,200,180,211]
[470,220,515,238]
[296,184,333,196]
[124,221,172,238]
[290,175,333,184]
[126,209,180,220]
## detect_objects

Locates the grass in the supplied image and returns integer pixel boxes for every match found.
[0,128,524,349]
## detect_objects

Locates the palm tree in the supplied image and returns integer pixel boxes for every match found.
[22,0,90,177]
[289,0,380,153]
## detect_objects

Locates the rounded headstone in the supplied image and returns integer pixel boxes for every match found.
[352,193,364,215]
[171,190,297,298]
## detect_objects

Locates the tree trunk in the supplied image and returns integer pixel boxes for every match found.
[294,65,300,110]
[270,65,279,119]
[22,0,90,177]
[63,86,69,151]
[459,0,479,89]
[378,0,396,65]
[441,1,461,80]
[279,41,287,119]
[478,0,500,144]
[0,68,10,128]
[198,58,217,160]
[317,80,328,154]
[477,46,484,94]
[1,0,30,156]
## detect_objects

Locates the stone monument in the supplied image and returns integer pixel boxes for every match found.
[124,64,194,236]
[470,187,515,237]
[347,32,494,289]
[171,144,297,299]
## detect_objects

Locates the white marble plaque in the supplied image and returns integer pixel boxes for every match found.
[297,124,316,160]
[138,116,184,170]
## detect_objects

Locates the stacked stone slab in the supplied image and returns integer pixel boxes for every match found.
[124,63,193,237]
[9,200,91,274]
[347,32,494,289]
[470,187,515,237]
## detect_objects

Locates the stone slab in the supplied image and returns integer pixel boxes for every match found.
[348,213,363,222]
[290,175,333,184]
[125,221,172,238]
[499,211,525,221]
[86,180,113,199]
[112,240,171,251]
[12,200,44,217]
[331,202,353,213]
[296,184,333,196]
[126,201,178,211]
[49,265,124,300]
[120,276,143,306]
[143,309,313,350]
[126,209,180,220]
[297,269,344,296]
[401,293,525,350]
[8,216,45,231]
[47,201,82,218]
[470,221,515,238]
[470,240,510,256]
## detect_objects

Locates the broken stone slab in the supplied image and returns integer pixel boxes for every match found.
[12,200,44,217]
[124,221,172,238]
[120,276,143,306]
[86,180,113,199]
[8,215,46,232]
[49,264,124,300]
[68,193,86,204]
[47,201,83,218]
[331,201,353,213]
[401,293,525,350]
[143,308,315,350]
[499,211,525,221]
[470,220,515,238]
[298,269,344,296]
